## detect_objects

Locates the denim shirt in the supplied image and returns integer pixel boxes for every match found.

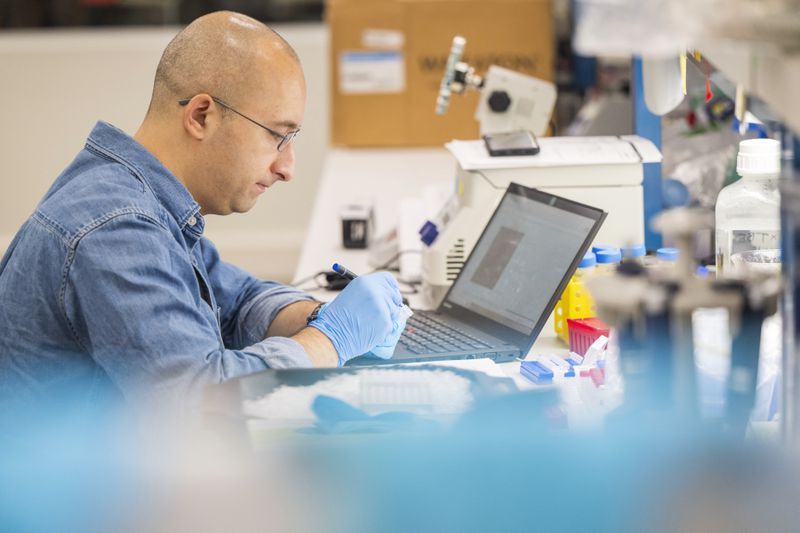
[0,121,314,413]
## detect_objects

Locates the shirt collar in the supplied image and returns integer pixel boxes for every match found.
[86,121,204,233]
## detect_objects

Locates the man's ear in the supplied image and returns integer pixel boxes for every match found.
[182,94,216,140]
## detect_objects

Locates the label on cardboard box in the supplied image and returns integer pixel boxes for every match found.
[361,29,404,50]
[339,51,406,94]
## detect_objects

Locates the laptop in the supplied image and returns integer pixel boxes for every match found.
[346,182,607,366]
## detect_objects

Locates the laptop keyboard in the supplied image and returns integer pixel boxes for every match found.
[399,313,492,354]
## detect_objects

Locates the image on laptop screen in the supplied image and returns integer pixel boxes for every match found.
[445,186,601,336]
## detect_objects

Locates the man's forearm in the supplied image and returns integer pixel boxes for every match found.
[267,300,338,367]
[292,327,338,367]
[266,300,319,338]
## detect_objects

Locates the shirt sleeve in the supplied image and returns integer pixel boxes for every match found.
[198,237,317,350]
[63,213,312,411]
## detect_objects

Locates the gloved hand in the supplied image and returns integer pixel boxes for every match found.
[308,272,404,365]
[367,304,413,359]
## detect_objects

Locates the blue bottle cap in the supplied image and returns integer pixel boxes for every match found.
[656,247,679,262]
[622,244,646,258]
[591,244,615,254]
[662,178,690,208]
[419,221,439,246]
[578,251,596,268]
[595,248,622,264]
[419,220,435,236]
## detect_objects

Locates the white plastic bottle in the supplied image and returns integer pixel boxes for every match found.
[622,243,646,266]
[656,247,679,268]
[715,139,781,276]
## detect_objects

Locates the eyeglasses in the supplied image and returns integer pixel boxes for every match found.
[178,95,300,152]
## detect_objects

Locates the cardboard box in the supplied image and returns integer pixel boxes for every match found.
[327,0,553,147]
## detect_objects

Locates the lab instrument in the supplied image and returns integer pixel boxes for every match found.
[421,135,660,305]
[435,35,556,137]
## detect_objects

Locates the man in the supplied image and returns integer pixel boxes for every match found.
[0,11,404,414]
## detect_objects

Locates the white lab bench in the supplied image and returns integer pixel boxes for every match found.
[294,148,569,386]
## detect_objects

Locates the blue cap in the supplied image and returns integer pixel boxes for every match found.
[578,251,596,268]
[419,221,439,246]
[592,244,615,254]
[596,248,622,264]
[663,178,690,208]
[622,244,646,258]
[656,247,679,262]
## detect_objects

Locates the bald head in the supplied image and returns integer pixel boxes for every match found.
[147,11,300,116]
[135,12,306,216]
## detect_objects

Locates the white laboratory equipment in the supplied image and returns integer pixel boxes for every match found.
[422,35,662,306]
[435,35,556,137]
[715,138,782,277]
[419,135,661,305]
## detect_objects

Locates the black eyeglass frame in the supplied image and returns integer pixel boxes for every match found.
[178,95,300,152]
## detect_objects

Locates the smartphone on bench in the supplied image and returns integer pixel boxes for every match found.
[483,130,540,157]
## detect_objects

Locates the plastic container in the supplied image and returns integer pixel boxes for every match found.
[554,251,597,343]
[656,247,679,266]
[567,317,611,357]
[595,247,622,275]
[622,243,646,265]
[591,244,615,255]
[715,138,781,277]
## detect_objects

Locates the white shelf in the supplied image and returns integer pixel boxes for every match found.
[699,39,800,133]
[573,0,800,132]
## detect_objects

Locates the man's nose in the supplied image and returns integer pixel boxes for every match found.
[271,143,295,182]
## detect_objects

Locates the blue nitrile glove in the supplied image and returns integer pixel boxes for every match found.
[367,304,413,359]
[308,271,403,365]
[306,395,440,434]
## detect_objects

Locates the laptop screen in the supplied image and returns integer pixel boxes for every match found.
[443,184,604,336]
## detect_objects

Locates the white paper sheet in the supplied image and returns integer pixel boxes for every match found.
[445,136,662,170]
